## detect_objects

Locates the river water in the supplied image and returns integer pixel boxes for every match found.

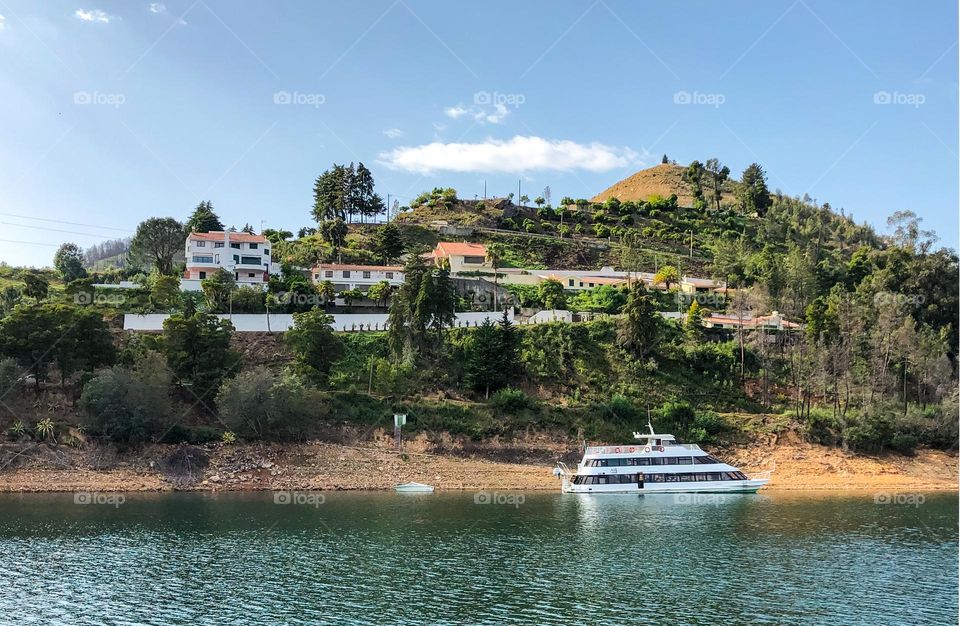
[0,491,956,625]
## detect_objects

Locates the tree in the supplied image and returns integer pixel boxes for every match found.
[684,300,704,342]
[185,201,224,233]
[538,279,567,310]
[216,368,315,440]
[737,163,772,217]
[683,160,706,203]
[284,310,344,385]
[149,274,181,310]
[374,223,405,263]
[351,162,384,222]
[201,268,236,312]
[161,311,240,403]
[653,265,680,290]
[704,158,730,210]
[464,318,502,398]
[79,351,172,443]
[316,280,336,306]
[339,288,362,308]
[263,229,293,245]
[368,281,392,308]
[662,154,669,164]
[297,226,317,238]
[0,303,115,390]
[130,217,185,275]
[0,286,21,314]
[320,218,348,251]
[616,284,661,358]
[22,273,48,302]
[886,210,937,253]
[388,255,450,362]
[53,243,87,282]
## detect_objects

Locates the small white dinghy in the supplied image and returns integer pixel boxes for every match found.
[394,482,434,493]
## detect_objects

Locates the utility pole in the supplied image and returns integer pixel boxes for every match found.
[484,180,487,200]
[517,179,521,206]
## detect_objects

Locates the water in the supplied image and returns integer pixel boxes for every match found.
[0,491,956,625]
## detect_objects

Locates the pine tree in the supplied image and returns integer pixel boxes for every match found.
[185,201,224,233]
[684,300,704,341]
[374,223,405,263]
[465,318,501,398]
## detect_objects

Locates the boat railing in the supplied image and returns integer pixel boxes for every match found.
[584,443,701,454]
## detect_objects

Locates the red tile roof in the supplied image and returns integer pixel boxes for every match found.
[188,231,267,243]
[433,242,487,257]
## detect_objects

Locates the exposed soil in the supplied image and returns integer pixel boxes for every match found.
[592,163,738,206]
[0,430,955,493]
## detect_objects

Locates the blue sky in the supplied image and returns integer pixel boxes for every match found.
[0,0,956,267]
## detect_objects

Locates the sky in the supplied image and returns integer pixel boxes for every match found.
[0,0,956,267]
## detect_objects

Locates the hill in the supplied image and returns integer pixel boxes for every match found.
[592,163,738,207]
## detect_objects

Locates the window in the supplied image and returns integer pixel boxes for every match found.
[248,273,255,278]
[264,249,269,255]
[363,271,371,279]
[677,456,693,465]
[588,282,595,288]
[195,241,206,247]
[231,243,241,249]
[198,271,206,279]
[463,256,485,264]
[568,278,574,287]
[386,272,394,279]
[665,474,680,482]
[313,274,319,280]
[249,243,258,249]
[648,458,664,465]
[214,242,224,248]
[343,270,351,278]
[192,255,213,263]
[240,256,261,265]
[680,474,695,482]
[325,271,333,278]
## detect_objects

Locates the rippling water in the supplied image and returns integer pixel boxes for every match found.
[0,491,956,625]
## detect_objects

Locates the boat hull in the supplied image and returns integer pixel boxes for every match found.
[561,478,769,495]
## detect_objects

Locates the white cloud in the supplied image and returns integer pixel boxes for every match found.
[149,3,166,13]
[444,105,469,119]
[444,102,511,124]
[75,9,113,23]
[379,135,641,174]
[383,128,404,139]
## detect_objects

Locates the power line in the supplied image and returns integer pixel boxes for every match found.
[0,212,133,234]
[0,220,125,239]
[0,238,60,248]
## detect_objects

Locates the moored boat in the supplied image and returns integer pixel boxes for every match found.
[394,482,435,493]
[554,424,771,494]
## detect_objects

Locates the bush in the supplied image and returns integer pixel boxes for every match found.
[79,351,172,443]
[490,388,538,413]
[216,367,317,440]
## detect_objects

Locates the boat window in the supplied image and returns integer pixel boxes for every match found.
[679,474,694,482]
[665,474,680,482]
[649,474,664,482]
[694,455,712,464]
[708,473,721,481]
[677,456,693,465]
[695,474,707,481]
[636,458,650,466]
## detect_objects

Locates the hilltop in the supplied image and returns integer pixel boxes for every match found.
[592,163,739,207]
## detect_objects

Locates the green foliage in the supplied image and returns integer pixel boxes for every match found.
[185,201,224,233]
[0,303,115,387]
[216,367,317,440]
[388,256,455,362]
[160,311,240,401]
[130,217,185,275]
[464,312,519,397]
[285,310,344,385]
[490,387,539,413]
[201,268,235,311]
[374,223,405,263]
[569,285,626,313]
[22,273,48,302]
[538,279,567,310]
[79,351,172,443]
[616,284,661,358]
[53,243,87,282]
[150,274,181,310]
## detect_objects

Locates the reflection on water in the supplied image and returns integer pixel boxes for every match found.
[1,491,956,625]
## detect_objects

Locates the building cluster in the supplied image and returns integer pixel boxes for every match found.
[174,234,796,330]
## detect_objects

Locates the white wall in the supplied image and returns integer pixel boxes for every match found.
[123,309,514,332]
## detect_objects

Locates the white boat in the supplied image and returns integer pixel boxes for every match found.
[394,482,435,493]
[554,424,771,494]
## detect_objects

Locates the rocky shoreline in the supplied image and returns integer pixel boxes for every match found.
[0,431,956,494]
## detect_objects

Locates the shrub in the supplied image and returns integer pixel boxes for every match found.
[890,432,918,455]
[490,388,538,413]
[80,351,172,443]
[216,367,317,440]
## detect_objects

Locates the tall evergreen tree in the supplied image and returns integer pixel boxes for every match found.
[373,223,405,263]
[53,243,87,282]
[185,201,224,233]
[737,163,772,217]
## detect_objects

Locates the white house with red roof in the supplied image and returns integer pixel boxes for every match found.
[311,264,404,292]
[430,241,491,274]
[184,230,273,285]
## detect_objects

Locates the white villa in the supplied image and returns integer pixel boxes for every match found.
[183,231,274,285]
[311,264,404,292]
